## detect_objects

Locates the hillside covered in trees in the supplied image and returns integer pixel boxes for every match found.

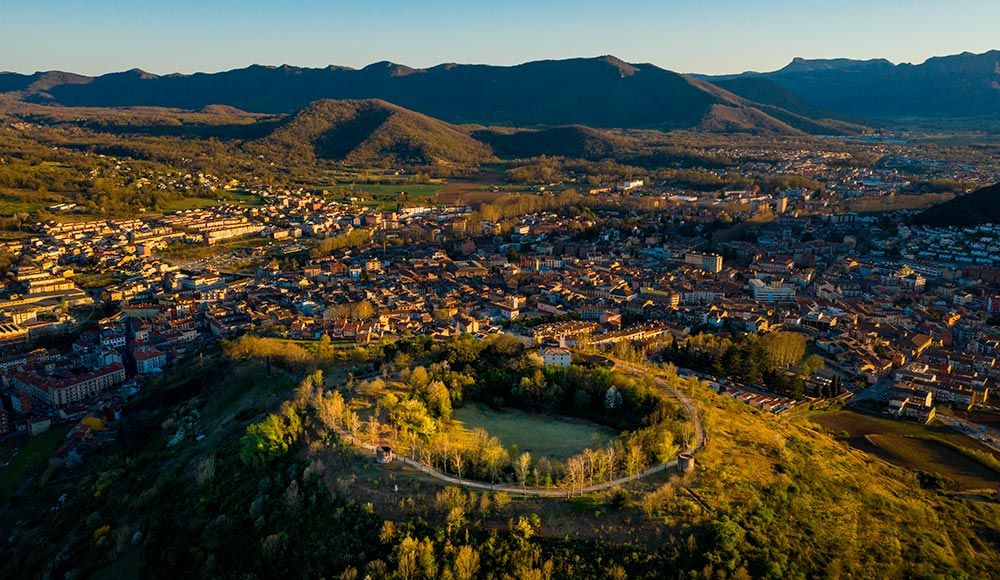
[2,341,998,579]
[2,56,867,135]
[250,99,495,167]
[911,181,1000,226]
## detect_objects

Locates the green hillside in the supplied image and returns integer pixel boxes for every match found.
[252,99,495,167]
[3,348,998,578]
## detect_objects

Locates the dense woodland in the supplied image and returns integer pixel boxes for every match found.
[660,332,830,398]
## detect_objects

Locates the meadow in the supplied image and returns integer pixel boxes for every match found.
[452,404,616,461]
[0,425,73,500]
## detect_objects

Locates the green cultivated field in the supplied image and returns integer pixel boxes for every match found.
[313,183,444,208]
[0,190,66,215]
[0,425,72,500]
[158,190,260,212]
[453,404,616,461]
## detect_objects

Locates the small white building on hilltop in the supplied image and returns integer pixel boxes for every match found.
[541,347,572,368]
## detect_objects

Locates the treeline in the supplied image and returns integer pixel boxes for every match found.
[476,190,583,223]
[662,331,823,398]
[310,228,373,257]
[222,335,370,366]
[338,334,689,489]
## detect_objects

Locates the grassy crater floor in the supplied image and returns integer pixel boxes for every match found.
[452,404,616,461]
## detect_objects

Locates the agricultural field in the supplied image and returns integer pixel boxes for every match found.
[452,404,616,461]
[311,182,444,208]
[0,189,68,215]
[0,425,73,501]
[865,434,999,490]
[156,190,260,212]
[154,236,271,261]
[809,409,1000,490]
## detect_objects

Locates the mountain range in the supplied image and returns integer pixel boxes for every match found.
[3,51,1000,131]
[706,51,1000,121]
[0,56,864,135]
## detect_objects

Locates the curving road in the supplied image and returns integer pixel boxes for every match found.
[342,359,707,498]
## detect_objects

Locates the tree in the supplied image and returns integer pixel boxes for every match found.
[239,405,303,466]
[604,446,618,481]
[423,380,452,420]
[654,429,677,464]
[452,545,480,580]
[390,398,437,437]
[565,456,585,495]
[311,389,344,431]
[625,439,645,477]
[481,440,508,483]
[451,450,466,479]
[395,536,419,580]
[317,334,334,360]
[604,386,623,410]
[759,331,806,369]
[408,366,430,391]
[515,452,532,487]
[800,354,825,377]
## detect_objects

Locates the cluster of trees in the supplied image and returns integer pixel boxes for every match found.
[326,299,376,321]
[222,335,370,367]
[816,375,845,398]
[223,335,317,365]
[310,227,373,257]
[239,404,304,466]
[476,190,582,223]
[436,334,663,430]
[340,334,689,489]
[663,331,823,398]
[760,175,823,194]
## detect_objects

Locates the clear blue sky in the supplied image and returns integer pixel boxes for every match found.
[3,0,999,76]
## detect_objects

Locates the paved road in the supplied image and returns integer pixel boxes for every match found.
[343,359,707,498]
[936,414,1000,453]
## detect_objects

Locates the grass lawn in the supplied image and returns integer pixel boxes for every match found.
[0,189,70,215]
[0,424,73,500]
[809,409,1000,490]
[312,183,446,209]
[158,190,261,212]
[155,236,270,261]
[73,272,122,289]
[452,404,616,461]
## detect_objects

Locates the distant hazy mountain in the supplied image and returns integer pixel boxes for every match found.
[911,182,1000,226]
[250,99,494,166]
[712,51,1000,120]
[0,56,860,134]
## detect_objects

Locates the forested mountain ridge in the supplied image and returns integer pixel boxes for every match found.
[1,56,862,135]
[707,50,1000,121]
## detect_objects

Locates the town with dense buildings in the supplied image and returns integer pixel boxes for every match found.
[2,141,1000,470]
[4,50,1000,575]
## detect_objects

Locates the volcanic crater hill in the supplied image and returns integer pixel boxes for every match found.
[248,98,495,166]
